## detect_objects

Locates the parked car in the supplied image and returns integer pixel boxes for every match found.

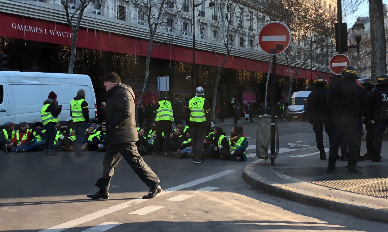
[286,91,311,121]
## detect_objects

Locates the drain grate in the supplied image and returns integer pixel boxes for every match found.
[311,178,388,198]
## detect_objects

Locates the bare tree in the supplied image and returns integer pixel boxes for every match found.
[130,0,185,116]
[211,1,239,121]
[61,0,101,74]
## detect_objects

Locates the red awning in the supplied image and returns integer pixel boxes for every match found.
[0,12,330,80]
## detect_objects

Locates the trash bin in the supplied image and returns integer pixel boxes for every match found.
[256,114,279,164]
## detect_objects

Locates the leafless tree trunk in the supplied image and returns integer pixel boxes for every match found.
[61,0,96,74]
[369,0,387,80]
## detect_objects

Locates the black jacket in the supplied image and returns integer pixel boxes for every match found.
[307,86,330,117]
[70,95,89,123]
[328,78,366,119]
[102,84,138,145]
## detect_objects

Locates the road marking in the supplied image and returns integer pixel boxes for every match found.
[81,222,121,232]
[278,148,298,153]
[332,62,348,67]
[262,35,286,42]
[129,206,164,215]
[196,186,219,191]
[289,148,329,158]
[246,145,256,151]
[246,153,256,158]
[39,170,235,232]
[167,194,194,202]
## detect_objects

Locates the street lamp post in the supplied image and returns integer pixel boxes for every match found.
[192,0,215,95]
[347,18,365,55]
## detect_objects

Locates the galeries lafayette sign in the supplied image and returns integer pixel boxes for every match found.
[11,22,74,38]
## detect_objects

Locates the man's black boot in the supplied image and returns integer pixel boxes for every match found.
[319,150,326,160]
[347,166,362,174]
[372,155,382,162]
[87,189,109,200]
[327,160,336,173]
[142,184,162,199]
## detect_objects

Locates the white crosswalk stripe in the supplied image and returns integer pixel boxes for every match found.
[81,222,122,232]
[167,194,194,202]
[129,206,164,215]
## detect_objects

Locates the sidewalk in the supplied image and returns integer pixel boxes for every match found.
[243,150,388,224]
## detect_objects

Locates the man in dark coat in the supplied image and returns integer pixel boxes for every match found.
[306,77,332,160]
[87,72,161,200]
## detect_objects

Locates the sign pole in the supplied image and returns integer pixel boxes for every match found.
[270,55,277,165]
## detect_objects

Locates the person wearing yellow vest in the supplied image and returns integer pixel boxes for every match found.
[41,91,62,155]
[203,127,228,159]
[0,121,15,152]
[13,122,47,153]
[152,94,174,156]
[70,89,89,157]
[187,86,211,164]
[222,126,248,162]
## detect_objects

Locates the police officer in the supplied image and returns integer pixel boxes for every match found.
[307,77,332,160]
[70,89,89,157]
[327,66,366,174]
[371,74,388,162]
[187,86,211,164]
[361,79,376,160]
[152,93,174,156]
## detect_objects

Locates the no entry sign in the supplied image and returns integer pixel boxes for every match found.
[329,54,351,75]
[259,22,291,55]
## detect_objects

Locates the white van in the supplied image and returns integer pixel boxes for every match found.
[0,71,97,126]
[286,91,311,121]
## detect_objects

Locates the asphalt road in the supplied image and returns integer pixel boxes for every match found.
[1,120,387,231]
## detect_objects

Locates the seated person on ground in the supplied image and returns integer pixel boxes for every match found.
[220,126,248,162]
[11,122,45,153]
[0,121,15,152]
[203,127,228,159]
[87,122,107,152]
[169,126,183,154]
[136,127,151,156]
[172,129,192,159]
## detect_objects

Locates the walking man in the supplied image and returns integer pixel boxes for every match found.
[70,89,89,157]
[87,72,161,200]
[187,86,211,164]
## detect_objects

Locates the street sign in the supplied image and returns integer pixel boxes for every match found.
[329,54,351,75]
[258,22,291,55]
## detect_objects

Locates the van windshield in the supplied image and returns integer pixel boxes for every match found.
[293,97,307,105]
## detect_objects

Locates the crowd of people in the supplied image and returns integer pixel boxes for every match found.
[306,65,388,174]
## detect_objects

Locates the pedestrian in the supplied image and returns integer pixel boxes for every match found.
[70,89,89,157]
[327,66,366,174]
[152,93,174,156]
[221,102,227,122]
[0,121,15,152]
[361,79,375,160]
[233,102,240,125]
[370,74,388,162]
[306,77,332,160]
[87,72,161,200]
[41,91,62,155]
[187,86,211,164]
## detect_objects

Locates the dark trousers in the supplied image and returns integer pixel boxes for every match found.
[329,117,361,167]
[95,142,160,191]
[44,123,56,151]
[153,130,171,153]
[191,127,207,161]
[219,149,244,161]
[374,112,388,156]
[74,122,88,155]
[169,139,182,152]
[312,115,332,152]
[365,122,376,155]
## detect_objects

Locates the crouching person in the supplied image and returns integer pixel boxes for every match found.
[136,128,151,156]
[204,127,228,159]
[174,129,192,158]
[220,126,248,162]
[87,122,107,152]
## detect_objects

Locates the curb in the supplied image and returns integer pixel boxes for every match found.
[242,160,388,224]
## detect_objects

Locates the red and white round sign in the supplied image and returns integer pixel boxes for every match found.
[258,22,291,55]
[329,54,351,75]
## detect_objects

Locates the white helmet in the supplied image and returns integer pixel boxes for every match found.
[196,86,204,96]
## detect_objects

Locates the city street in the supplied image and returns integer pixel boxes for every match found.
[0,120,387,231]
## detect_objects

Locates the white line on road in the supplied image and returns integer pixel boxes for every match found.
[278,148,298,153]
[289,148,329,158]
[332,62,348,67]
[167,194,194,202]
[39,170,235,232]
[129,206,164,215]
[262,35,286,42]
[196,186,219,191]
[246,145,256,151]
[81,222,122,232]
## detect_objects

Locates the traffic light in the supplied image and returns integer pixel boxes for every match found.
[335,23,348,53]
[0,53,7,71]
